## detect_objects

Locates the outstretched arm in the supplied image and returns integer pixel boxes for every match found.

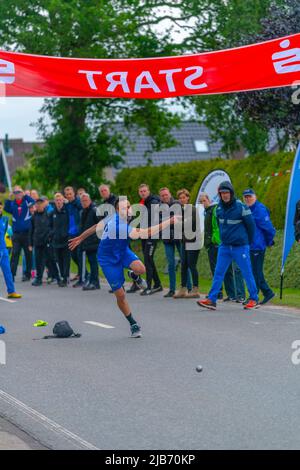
[129,215,180,240]
[68,221,104,250]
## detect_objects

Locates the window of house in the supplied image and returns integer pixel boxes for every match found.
[194,139,209,153]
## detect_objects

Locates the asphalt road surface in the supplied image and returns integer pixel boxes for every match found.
[0,276,300,450]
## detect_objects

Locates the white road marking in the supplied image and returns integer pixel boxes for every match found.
[84,321,115,329]
[0,297,16,303]
[0,389,99,450]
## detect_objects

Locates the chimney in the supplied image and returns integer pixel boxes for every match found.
[4,133,9,153]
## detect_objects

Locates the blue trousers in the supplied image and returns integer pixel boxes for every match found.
[250,249,273,298]
[164,241,192,291]
[208,245,258,302]
[0,248,15,294]
[207,245,245,299]
[224,262,246,300]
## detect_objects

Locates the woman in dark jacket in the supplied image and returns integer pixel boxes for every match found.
[173,189,201,299]
[79,193,101,290]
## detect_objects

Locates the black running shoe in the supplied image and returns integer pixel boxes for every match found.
[140,288,152,296]
[82,283,99,291]
[164,290,175,298]
[130,323,142,338]
[126,283,140,293]
[259,292,275,305]
[151,285,163,294]
[73,281,84,288]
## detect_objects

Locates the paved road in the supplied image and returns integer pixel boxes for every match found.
[0,416,46,450]
[0,276,300,450]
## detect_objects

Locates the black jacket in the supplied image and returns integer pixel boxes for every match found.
[29,211,51,247]
[49,205,69,248]
[140,194,161,239]
[80,203,101,252]
[294,200,300,242]
[98,193,117,221]
[181,205,200,246]
[203,204,215,249]
[161,197,180,244]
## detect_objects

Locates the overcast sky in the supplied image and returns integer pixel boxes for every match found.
[0,10,193,142]
[0,98,44,142]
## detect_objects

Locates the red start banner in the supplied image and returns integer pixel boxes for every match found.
[0,33,300,99]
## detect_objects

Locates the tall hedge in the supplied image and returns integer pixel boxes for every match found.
[113,151,294,229]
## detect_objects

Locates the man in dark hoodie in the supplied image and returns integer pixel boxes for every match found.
[138,183,162,295]
[198,181,258,311]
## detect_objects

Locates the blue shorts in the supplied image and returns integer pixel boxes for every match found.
[99,247,139,292]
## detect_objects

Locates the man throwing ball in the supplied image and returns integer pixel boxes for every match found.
[69,197,179,338]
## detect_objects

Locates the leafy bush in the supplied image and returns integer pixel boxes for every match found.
[113,151,295,228]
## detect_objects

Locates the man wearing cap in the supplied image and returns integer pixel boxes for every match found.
[198,181,259,311]
[243,188,276,305]
[4,186,35,281]
[29,197,59,286]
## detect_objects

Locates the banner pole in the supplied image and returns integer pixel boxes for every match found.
[280,273,284,300]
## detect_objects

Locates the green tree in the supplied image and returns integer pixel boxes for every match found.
[236,0,300,150]
[186,0,279,156]
[0,0,208,194]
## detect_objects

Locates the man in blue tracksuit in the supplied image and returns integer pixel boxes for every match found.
[198,181,258,311]
[243,188,276,305]
[0,202,22,298]
[4,186,35,281]
[64,186,84,287]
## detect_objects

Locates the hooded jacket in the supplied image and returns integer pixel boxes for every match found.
[216,181,255,246]
[4,195,35,233]
[248,200,276,251]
